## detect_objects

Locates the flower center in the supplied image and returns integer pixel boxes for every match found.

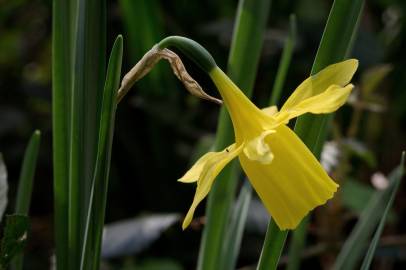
[243,130,275,164]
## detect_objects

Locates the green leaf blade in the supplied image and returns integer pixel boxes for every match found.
[0,215,29,269]
[11,130,41,270]
[269,14,297,106]
[197,1,271,269]
[119,0,169,96]
[219,181,253,270]
[52,0,75,267]
[256,222,288,270]
[334,153,405,270]
[68,0,106,268]
[15,130,41,215]
[80,35,123,270]
[287,1,365,269]
[360,153,404,270]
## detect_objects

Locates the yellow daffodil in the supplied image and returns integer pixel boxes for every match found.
[156,36,358,230]
[179,59,358,230]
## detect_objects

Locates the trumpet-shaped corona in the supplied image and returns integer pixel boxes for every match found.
[179,59,358,230]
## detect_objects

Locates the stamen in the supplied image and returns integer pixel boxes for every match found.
[243,130,275,164]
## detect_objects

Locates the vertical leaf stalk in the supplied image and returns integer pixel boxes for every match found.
[11,130,41,270]
[197,1,271,269]
[287,1,365,269]
[80,35,123,270]
[68,0,106,268]
[52,0,76,267]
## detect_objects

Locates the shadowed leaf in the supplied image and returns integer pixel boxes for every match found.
[334,153,405,270]
[0,215,29,268]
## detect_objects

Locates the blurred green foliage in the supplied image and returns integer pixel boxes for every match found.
[0,0,406,269]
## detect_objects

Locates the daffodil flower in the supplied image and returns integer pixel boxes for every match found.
[158,36,358,230]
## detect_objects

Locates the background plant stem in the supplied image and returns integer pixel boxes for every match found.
[11,130,41,270]
[80,35,123,270]
[52,0,76,267]
[197,1,271,269]
[53,0,106,268]
[68,0,106,265]
[287,0,365,269]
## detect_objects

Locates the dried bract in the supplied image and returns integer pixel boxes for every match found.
[117,45,222,104]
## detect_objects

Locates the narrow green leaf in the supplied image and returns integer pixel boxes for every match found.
[118,0,175,173]
[269,14,296,106]
[68,0,106,268]
[197,1,271,269]
[360,153,404,270]
[220,181,253,270]
[287,1,365,269]
[119,0,169,96]
[334,153,405,270]
[255,14,297,270]
[257,221,288,270]
[286,217,310,270]
[11,130,41,270]
[0,215,29,269]
[226,0,272,93]
[293,0,365,154]
[52,0,75,267]
[14,131,41,215]
[119,0,163,62]
[80,35,123,270]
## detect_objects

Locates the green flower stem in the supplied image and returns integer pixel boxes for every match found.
[159,36,217,73]
[287,0,365,269]
[257,221,288,270]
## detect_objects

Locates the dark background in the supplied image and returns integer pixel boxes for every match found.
[1,0,406,269]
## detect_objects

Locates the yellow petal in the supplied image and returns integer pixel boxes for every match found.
[182,143,244,229]
[178,151,219,183]
[262,105,278,116]
[281,59,358,112]
[209,67,275,141]
[274,84,353,124]
[239,124,338,230]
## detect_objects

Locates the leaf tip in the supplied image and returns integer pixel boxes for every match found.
[33,129,41,138]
